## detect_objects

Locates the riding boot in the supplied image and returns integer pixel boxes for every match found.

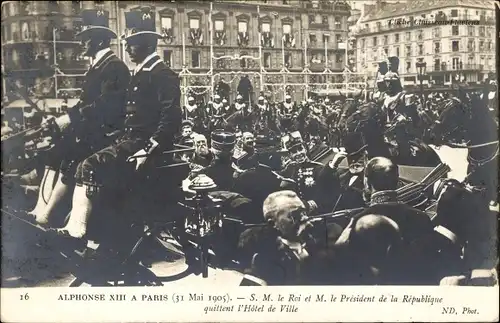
[60,184,94,239]
[28,167,58,217]
[35,176,72,226]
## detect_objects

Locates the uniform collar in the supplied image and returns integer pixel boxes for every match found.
[369,190,398,206]
[134,52,160,75]
[91,48,112,68]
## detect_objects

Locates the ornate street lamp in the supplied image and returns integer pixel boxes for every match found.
[416,59,427,108]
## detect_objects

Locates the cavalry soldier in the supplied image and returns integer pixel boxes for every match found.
[225,97,258,133]
[183,97,205,134]
[51,6,182,240]
[279,131,343,215]
[221,98,233,118]
[183,96,197,119]
[25,9,130,226]
[280,94,296,115]
[233,94,246,112]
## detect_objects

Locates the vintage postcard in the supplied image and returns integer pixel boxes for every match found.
[1,0,498,322]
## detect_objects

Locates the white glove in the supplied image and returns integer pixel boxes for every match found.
[128,149,148,171]
[396,115,407,123]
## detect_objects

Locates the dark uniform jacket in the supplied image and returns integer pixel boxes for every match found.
[124,54,182,149]
[68,49,130,141]
[280,160,342,214]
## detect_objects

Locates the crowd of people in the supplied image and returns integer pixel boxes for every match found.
[2,7,498,287]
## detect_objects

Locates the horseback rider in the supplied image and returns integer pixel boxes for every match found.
[221,98,233,118]
[233,94,246,112]
[50,6,182,240]
[183,96,205,133]
[279,131,343,215]
[225,95,258,134]
[24,9,131,226]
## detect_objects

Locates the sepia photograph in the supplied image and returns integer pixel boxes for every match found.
[1,0,498,313]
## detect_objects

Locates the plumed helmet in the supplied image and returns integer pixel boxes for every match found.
[214,94,221,100]
[285,94,292,100]
[188,96,195,102]
[222,98,228,104]
[236,94,243,100]
[211,130,236,152]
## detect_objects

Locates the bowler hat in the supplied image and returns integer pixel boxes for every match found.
[76,9,117,39]
[122,7,163,41]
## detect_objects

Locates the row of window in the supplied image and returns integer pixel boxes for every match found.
[162,49,344,69]
[359,26,494,48]
[362,39,493,58]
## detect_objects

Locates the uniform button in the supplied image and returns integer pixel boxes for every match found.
[132,101,136,104]
[133,87,138,91]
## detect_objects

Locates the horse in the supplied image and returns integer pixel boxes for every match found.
[342,101,442,167]
[428,91,498,204]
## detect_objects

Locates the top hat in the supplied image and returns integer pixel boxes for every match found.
[211,130,236,151]
[122,7,163,41]
[387,56,399,73]
[76,9,117,39]
[378,61,388,75]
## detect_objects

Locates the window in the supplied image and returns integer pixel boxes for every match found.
[405,32,411,41]
[467,39,475,51]
[451,40,459,52]
[283,23,291,35]
[452,26,459,36]
[238,21,248,33]
[451,9,458,17]
[309,15,315,24]
[405,45,411,57]
[191,50,200,68]
[282,0,288,4]
[418,44,423,55]
[487,41,492,51]
[264,52,271,68]
[163,50,172,68]
[373,36,377,46]
[479,26,485,37]
[323,34,330,44]
[406,61,411,73]
[383,35,388,45]
[322,15,328,25]
[214,20,224,31]
[433,27,440,38]
[334,16,341,29]
[309,34,317,44]
[395,46,400,56]
[479,40,484,51]
[361,38,365,48]
[285,53,292,68]
[434,58,441,71]
[383,47,388,56]
[161,17,172,30]
[417,30,423,41]
[394,33,399,43]
[434,42,440,53]
[452,57,460,70]
[190,18,200,29]
[467,26,474,36]
[336,54,342,63]
[261,22,270,33]
[21,22,30,40]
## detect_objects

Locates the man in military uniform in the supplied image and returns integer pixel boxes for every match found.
[225,97,258,133]
[279,131,343,215]
[373,61,388,103]
[333,157,449,285]
[232,94,246,112]
[278,94,298,133]
[232,132,259,172]
[52,7,182,239]
[173,119,196,163]
[26,9,130,226]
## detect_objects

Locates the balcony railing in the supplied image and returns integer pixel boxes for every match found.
[429,64,484,72]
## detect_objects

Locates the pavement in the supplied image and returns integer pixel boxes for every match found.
[0,145,474,287]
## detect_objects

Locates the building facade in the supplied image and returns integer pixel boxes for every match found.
[1,0,353,103]
[353,0,496,91]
